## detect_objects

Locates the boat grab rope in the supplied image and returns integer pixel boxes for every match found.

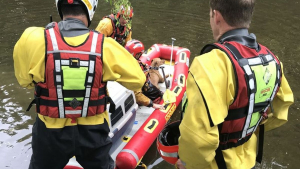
[137,161,147,169]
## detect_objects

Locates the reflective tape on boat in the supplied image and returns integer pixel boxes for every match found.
[186,57,190,67]
[176,48,190,55]
[177,74,186,87]
[179,52,187,63]
[172,86,182,97]
[122,136,131,142]
[120,149,139,164]
[161,103,176,113]
[160,150,178,158]
[144,119,159,133]
[153,44,160,52]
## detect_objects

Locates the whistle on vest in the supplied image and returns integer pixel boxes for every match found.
[70,58,80,68]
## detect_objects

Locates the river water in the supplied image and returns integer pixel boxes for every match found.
[0,0,299,168]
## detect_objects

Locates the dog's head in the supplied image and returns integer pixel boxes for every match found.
[151,58,165,67]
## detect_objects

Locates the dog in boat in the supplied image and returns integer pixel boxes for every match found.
[142,58,169,103]
[148,58,169,88]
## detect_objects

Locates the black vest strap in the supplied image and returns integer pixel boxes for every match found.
[26,99,36,112]
[200,44,219,55]
[219,131,242,143]
[36,87,106,97]
[256,124,264,163]
[106,96,116,114]
[36,97,106,107]
[226,106,248,120]
[215,147,227,169]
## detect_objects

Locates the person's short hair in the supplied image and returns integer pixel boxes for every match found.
[61,4,86,17]
[209,0,255,28]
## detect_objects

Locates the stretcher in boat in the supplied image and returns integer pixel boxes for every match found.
[64,44,190,169]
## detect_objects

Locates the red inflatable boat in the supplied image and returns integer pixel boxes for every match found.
[64,44,190,169]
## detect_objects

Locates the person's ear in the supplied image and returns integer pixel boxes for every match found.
[213,10,224,25]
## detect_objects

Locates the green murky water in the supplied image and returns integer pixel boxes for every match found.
[0,0,299,168]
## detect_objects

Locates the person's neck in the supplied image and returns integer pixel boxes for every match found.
[63,15,88,27]
[216,25,238,42]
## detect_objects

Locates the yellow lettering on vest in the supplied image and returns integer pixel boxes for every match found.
[259,87,271,98]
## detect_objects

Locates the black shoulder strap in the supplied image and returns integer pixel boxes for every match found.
[200,43,220,55]
[45,22,56,30]
[256,124,264,163]
[104,14,117,37]
[215,147,227,169]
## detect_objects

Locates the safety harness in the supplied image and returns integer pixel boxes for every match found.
[201,41,282,168]
[27,22,115,118]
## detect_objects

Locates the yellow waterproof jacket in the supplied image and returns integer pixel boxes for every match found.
[95,17,132,45]
[178,49,294,169]
[13,26,145,129]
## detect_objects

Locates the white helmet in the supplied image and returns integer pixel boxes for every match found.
[55,0,98,26]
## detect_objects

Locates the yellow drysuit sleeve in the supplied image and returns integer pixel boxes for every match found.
[264,63,294,131]
[102,37,145,90]
[178,49,294,169]
[95,18,113,37]
[13,26,145,128]
[13,27,46,89]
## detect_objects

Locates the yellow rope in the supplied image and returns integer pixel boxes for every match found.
[138,162,147,169]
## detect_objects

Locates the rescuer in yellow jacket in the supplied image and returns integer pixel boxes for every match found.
[175,0,294,169]
[95,5,133,46]
[13,0,145,169]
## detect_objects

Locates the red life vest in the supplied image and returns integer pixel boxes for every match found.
[104,14,130,45]
[33,22,108,119]
[201,41,282,150]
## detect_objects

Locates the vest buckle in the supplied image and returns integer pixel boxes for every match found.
[260,54,269,66]
[70,58,80,68]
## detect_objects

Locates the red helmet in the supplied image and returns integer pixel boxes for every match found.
[156,121,180,165]
[125,39,145,59]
